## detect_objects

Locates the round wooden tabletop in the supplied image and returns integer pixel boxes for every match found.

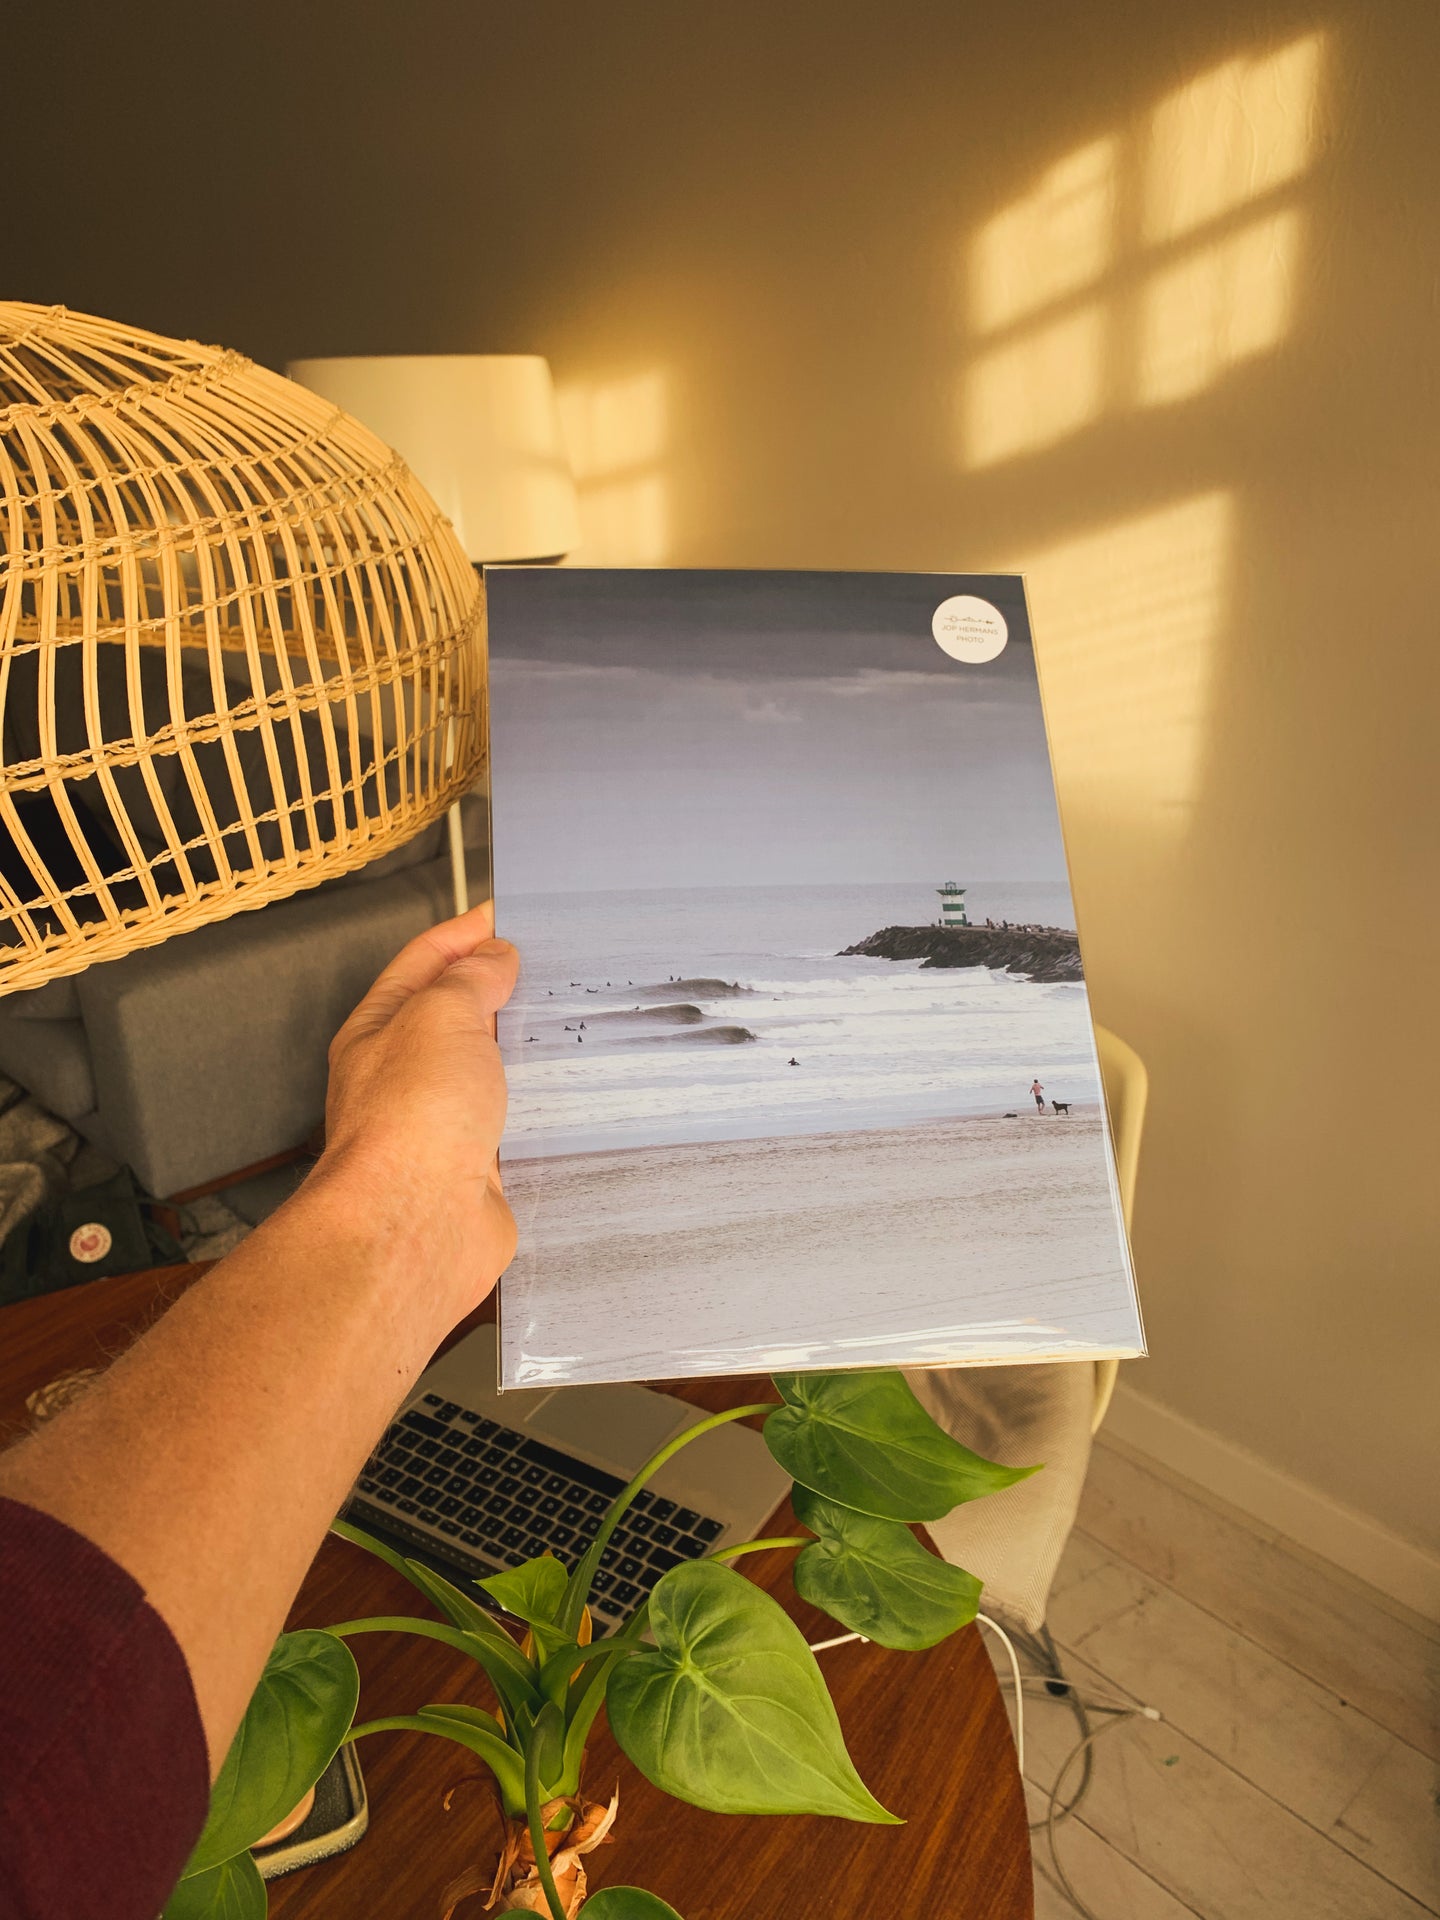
[0,1266,1033,1918]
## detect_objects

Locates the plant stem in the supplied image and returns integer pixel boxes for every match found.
[345,1713,528,1814]
[708,1534,810,1561]
[345,1712,516,1757]
[326,1615,498,1657]
[327,1611,540,1719]
[538,1631,635,1693]
[347,1713,463,1742]
[524,1709,569,1920]
[560,1401,776,1634]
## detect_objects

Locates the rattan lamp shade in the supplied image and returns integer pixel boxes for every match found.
[0,303,486,996]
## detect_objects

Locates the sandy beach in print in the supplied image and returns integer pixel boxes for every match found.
[501,1106,1139,1386]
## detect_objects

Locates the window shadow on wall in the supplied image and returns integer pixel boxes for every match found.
[955,31,1325,845]
[556,369,672,563]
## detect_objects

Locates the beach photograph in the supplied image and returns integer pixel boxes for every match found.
[487,569,1142,1387]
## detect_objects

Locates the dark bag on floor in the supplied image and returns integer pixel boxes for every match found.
[0,1166,184,1306]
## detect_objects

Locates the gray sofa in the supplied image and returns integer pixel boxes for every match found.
[0,798,489,1198]
[1,626,492,1198]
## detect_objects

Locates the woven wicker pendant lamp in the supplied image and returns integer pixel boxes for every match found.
[0,302,485,996]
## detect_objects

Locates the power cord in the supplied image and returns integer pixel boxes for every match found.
[807,1617,1026,1772]
[976,1612,1026,1774]
[1000,1668,1162,1920]
[808,1620,1163,1920]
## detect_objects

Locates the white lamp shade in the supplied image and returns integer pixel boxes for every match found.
[286,353,580,564]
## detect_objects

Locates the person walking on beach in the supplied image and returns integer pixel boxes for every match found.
[1030,1077,1045,1111]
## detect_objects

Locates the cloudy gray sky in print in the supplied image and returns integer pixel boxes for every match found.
[486,569,1071,895]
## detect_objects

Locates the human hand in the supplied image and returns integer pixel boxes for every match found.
[316,902,520,1321]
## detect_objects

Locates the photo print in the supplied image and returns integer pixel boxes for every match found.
[487,569,1143,1387]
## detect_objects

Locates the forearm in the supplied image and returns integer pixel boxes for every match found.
[0,1155,470,1775]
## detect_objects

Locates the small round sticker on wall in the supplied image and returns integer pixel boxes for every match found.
[69,1222,112,1264]
[932,594,1008,663]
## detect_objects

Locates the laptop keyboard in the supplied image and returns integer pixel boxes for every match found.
[345,1390,725,1631]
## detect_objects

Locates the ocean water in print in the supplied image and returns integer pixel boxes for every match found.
[498,879,1097,1161]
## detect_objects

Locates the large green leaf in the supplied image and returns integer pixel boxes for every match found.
[765,1371,1038,1521]
[162,1849,266,1919]
[479,1552,568,1628]
[606,1560,897,1823]
[182,1631,358,1878]
[583,1891,685,1920]
[791,1486,982,1649]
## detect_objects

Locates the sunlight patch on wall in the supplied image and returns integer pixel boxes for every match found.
[1025,491,1234,824]
[1139,209,1301,405]
[556,370,670,563]
[970,139,1119,333]
[1144,34,1324,243]
[964,305,1106,468]
[956,31,1325,468]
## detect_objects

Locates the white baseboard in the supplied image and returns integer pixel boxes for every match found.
[1104,1382,1440,1622]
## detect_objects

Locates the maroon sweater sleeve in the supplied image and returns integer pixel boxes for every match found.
[0,1495,210,1920]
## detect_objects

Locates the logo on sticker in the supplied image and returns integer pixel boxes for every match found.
[69,1222,112,1264]
[932,595,1008,663]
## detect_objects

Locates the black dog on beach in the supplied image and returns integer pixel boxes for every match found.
[1051,1099,1071,1115]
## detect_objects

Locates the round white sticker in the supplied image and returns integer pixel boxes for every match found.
[69,1222,113,1264]
[932,594,1008,663]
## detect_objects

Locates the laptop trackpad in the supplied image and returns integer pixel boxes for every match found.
[528,1385,693,1476]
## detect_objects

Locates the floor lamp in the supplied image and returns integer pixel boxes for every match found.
[286,355,580,917]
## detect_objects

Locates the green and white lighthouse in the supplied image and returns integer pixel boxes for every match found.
[937,882,969,928]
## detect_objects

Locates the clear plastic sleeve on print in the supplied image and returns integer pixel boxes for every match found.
[494,1113,1143,1391]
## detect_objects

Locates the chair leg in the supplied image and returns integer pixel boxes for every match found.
[1022,1621,1096,1828]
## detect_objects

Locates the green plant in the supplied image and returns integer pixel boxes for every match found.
[165,1370,1035,1919]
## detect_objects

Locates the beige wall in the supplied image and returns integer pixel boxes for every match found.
[10,3,1438,1551]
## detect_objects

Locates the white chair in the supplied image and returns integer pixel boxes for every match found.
[905,1027,1147,1657]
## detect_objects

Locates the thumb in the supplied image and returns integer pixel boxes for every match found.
[336,908,517,1046]
[431,941,522,1021]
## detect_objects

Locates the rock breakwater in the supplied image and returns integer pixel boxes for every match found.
[840,923,1082,983]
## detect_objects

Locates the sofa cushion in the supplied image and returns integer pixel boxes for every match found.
[2,976,82,1020]
[73,852,482,1196]
[0,1012,96,1120]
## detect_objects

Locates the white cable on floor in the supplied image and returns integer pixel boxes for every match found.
[976,1612,1025,1775]
[1042,1707,1161,1920]
[805,1613,1169,1918]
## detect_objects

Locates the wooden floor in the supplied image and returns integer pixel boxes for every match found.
[989,1434,1439,1919]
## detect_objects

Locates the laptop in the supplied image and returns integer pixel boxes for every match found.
[343,1322,789,1633]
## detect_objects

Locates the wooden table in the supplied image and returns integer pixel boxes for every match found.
[0,1266,1033,1919]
